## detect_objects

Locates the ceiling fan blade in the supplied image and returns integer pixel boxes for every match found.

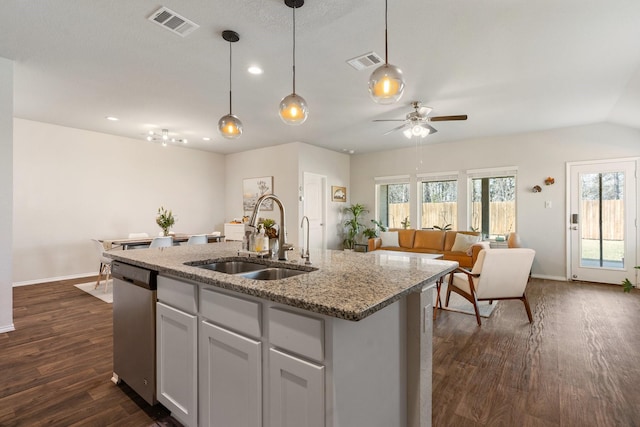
[382,124,408,135]
[429,115,468,122]
[373,119,406,122]
[424,123,438,135]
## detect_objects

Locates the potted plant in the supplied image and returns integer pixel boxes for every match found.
[401,217,410,229]
[622,266,639,292]
[261,218,278,239]
[343,203,368,250]
[156,206,175,236]
[363,219,387,239]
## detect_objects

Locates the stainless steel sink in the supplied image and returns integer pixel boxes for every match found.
[188,259,315,281]
[239,268,309,281]
[196,261,266,274]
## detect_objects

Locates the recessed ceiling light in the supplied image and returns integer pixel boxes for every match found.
[105,116,119,121]
[248,66,263,75]
[203,137,211,141]
[342,149,355,154]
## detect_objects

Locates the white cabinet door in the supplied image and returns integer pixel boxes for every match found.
[199,321,262,427]
[157,302,198,427]
[269,348,324,427]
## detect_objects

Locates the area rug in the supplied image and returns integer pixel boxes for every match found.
[74,281,113,304]
[435,282,497,318]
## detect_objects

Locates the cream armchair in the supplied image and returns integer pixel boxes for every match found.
[446,248,535,326]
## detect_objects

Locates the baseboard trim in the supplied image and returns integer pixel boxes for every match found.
[13,272,95,287]
[0,324,16,334]
[530,274,567,281]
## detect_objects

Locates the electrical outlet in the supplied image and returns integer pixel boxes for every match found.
[545,201,552,208]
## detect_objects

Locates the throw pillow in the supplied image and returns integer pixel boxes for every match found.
[380,231,400,248]
[450,233,481,253]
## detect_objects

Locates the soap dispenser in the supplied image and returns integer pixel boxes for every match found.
[255,225,266,252]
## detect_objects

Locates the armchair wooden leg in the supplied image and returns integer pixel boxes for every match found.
[521,292,533,323]
[472,294,482,326]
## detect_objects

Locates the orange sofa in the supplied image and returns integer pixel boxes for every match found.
[368,229,488,268]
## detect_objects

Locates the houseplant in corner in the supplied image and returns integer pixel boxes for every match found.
[622,266,639,292]
[343,203,368,250]
[363,219,387,239]
[156,206,175,236]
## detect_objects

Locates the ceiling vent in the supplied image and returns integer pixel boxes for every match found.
[346,52,384,71]
[148,7,199,37]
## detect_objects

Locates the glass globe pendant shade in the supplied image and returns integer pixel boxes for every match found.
[218,114,243,139]
[279,93,308,125]
[368,63,405,104]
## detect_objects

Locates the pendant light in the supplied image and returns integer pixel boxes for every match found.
[218,30,243,139]
[279,0,308,125]
[368,0,405,104]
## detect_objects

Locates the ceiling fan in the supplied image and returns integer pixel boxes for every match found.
[374,101,467,138]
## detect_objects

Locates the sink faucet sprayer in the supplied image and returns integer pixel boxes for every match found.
[300,215,311,265]
[249,194,293,260]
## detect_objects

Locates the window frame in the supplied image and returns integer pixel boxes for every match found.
[466,166,518,239]
[374,175,411,229]
[417,171,459,230]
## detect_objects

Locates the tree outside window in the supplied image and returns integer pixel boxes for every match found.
[420,180,457,230]
[377,183,410,229]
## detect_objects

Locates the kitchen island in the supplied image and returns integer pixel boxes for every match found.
[107,241,457,427]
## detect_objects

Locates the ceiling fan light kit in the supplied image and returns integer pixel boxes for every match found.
[375,101,467,138]
[369,0,405,104]
[218,30,243,139]
[279,0,308,125]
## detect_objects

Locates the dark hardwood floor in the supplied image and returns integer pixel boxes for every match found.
[433,278,640,427]
[1,277,639,426]
[0,277,179,427]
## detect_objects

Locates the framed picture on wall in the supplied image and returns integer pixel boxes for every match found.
[332,186,347,202]
[243,176,274,211]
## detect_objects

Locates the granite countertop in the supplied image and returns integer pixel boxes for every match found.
[106,241,458,321]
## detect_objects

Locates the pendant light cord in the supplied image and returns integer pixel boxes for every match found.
[228,41,233,114]
[292,4,297,94]
[384,0,389,65]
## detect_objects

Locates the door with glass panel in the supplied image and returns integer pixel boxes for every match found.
[569,160,637,285]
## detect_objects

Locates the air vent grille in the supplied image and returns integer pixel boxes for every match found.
[148,7,199,37]
[346,52,384,71]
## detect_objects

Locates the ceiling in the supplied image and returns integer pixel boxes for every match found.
[2,0,640,155]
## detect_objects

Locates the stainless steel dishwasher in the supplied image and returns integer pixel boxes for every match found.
[111,260,158,405]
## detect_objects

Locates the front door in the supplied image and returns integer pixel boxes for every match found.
[568,159,638,285]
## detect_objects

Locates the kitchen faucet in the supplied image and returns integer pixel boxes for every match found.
[300,215,311,265]
[249,194,293,260]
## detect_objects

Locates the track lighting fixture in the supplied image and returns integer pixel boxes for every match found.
[146,129,188,146]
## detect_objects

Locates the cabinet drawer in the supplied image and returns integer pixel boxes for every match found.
[200,288,261,339]
[269,308,324,363]
[158,275,197,314]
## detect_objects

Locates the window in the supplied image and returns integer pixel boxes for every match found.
[376,176,410,229]
[468,168,517,238]
[418,173,458,230]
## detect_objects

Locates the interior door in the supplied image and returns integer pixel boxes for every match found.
[569,159,638,285]
[303,172,326,250]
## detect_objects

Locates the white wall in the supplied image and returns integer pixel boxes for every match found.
[298,143,350,249]
[13,119,226,284]
[225,142,350,250]
[0,58,14,332]
[350,122,640,280]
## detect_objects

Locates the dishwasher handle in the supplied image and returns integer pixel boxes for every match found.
[112,261,157,290]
